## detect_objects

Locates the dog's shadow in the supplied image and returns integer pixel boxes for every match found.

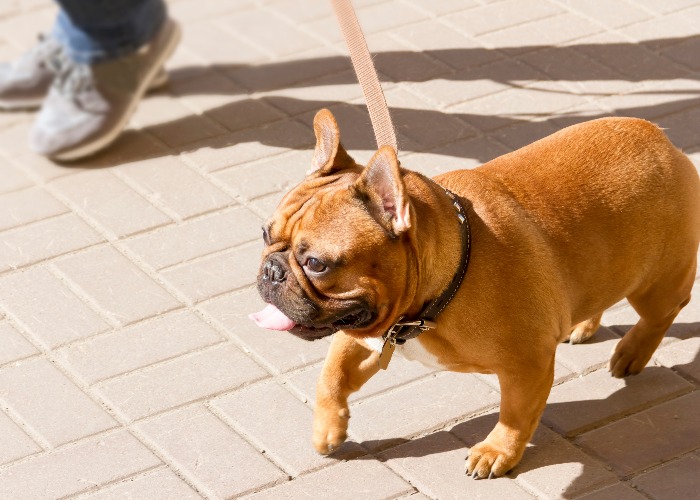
[348,322,700,499]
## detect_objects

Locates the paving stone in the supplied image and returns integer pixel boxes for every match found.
[208,97,289,136]
[218,9,319,58]
[393,20,503,71]
[654,337,700,383]
[54,246,180,326]
[451,413,617,499]
[168,69,248,113]
[225,47,351,95]
[117,155,234,220]
[518,46,638,97]
[661,35,700,71]
[573,481,647,500]
[412,58,547,108]
[161,240,262,302]
[573,32,682,81]
[51,170,172,238]
[369,34,452,84]
[81,467,201,500]
[215,152,308,201]
[211,380,362,476]
[0,1,699,498]
[555,326,621,375]
[0,267,110,349]
[287,353,436,407]
[169,0,248,23]
[656,106,700,151]
[542,367,692,436]
[201,287,330,374]
[0,213,104,273]
[138,103,227,149]
[96,343,268,420]
[57,310,224,384]
[564,0,651,28]
[243,459,413,500]
[136,405,285,498]
[262,70,363,117]
[478,13,602,54]
[0,321,37,366]
[379,431,533,499]
[621,6,700,44]
[576,392,700,476]
[180,120,311,173]
[0,186,66,232]
[0,358,116,447]
[0,161,31,194]
[386,87,476,149]
[125,207,260,270]
[451,0,563,37]
[348,372,499,449]
[0,430,161,499]
[631,454,700,500]
[452,82,585,132]
[0,410,41,466]
[183,20,267,67]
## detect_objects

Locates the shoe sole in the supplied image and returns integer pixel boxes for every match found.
[51,21,181,161]
[0,97,46,111]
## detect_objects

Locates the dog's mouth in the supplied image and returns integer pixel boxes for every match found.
[249,304,376,340]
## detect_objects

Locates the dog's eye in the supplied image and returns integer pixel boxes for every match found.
[305,257,327,273]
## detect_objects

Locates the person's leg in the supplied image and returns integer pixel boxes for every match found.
[53,0,167,64]
[29,0,180,160]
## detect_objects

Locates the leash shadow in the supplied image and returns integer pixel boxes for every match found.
[59,36,700,168]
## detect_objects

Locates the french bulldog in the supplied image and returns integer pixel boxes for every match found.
[250,108,700,478]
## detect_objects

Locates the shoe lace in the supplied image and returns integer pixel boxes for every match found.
[33,34,64,73]
[50,51,95,101]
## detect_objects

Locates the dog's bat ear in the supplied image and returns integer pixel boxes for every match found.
[352,145,411,236]
[309,109,354,176]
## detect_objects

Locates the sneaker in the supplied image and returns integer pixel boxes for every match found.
[29,19,181,161]
[0,35,169,112]
[0,35,62,110]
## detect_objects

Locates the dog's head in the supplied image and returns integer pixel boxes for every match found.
[250,109,417,341]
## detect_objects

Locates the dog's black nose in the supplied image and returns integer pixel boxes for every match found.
[262,258,286,284]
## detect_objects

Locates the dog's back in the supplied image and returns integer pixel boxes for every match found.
[440,117,699,350]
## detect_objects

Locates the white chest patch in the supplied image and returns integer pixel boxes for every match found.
[363,337,445,370]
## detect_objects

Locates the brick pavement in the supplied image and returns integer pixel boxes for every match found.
[0,0,699,498]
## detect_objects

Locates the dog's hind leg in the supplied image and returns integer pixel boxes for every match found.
[566,313,602,344]
[609,259,696,378]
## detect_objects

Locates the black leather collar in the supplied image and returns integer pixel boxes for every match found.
[383,186,471,346]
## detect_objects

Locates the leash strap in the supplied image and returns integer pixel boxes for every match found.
[332,0,398,153]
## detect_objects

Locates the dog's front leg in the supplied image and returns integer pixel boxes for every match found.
[466,354,555,478]
[313,331,379,454]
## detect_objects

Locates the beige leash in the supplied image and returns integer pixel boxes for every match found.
[332,0,398,153]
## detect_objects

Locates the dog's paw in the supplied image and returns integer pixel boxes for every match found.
[464,441,517,479]
[609,341,649,378]
[312,406,350,455]
[608,337,656,378]
[566,317,600,344]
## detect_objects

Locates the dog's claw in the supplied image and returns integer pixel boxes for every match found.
[488,471,494,480]
[471,470,479,479]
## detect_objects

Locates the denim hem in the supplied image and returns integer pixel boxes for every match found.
[52,0,166,64]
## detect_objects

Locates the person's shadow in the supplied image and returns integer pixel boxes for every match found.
[344,323,700,499]
[68,35,700,168]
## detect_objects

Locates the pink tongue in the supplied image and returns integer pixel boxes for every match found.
[249,304,297,331]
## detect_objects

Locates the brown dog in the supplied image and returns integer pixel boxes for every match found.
[250,108,700,478]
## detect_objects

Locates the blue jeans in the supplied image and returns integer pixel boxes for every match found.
[53,0,167,64]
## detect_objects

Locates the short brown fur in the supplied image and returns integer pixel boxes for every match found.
[256,110,700,477]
